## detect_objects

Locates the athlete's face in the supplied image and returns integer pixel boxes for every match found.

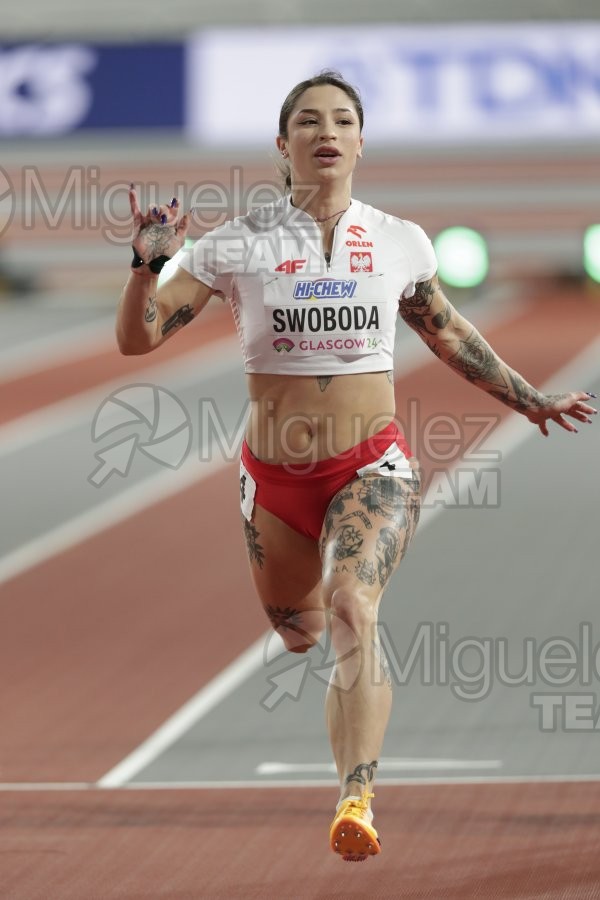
[277,84,363,186]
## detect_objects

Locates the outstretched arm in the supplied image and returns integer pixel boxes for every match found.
[399,275,597,436]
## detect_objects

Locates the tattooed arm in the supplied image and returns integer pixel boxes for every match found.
[116,187,214,355]
[116,265,213,355]
[399,275,596,436]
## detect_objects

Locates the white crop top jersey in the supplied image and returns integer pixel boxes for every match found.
[178,196,437,376]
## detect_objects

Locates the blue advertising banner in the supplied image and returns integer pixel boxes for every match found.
[0,43,184,136]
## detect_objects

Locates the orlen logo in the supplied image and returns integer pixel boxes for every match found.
[347,225,366,239]
[293,278,357,300]
[346,224,373,248]
[275,259,306,274]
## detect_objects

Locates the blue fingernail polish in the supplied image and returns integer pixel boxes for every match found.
[587,392,597,398]
[161,213,167,224]
[170,197,177,207]
[152,206,158,215]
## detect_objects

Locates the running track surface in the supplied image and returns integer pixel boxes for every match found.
[1,280,600,898]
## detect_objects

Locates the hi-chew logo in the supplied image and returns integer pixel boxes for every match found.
[293,278,357,301]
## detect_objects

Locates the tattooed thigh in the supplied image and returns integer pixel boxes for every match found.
[321,473,421,593]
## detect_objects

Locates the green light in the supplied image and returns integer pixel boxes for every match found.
[433,227,489,288]
[584,225,600,283]
[158,238,195,287]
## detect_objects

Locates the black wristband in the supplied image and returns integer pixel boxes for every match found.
[131,248,145,268]
[131,250,171,274]
[148,255,171,273]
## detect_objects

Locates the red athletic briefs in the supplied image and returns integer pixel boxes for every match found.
[239,421,414,541]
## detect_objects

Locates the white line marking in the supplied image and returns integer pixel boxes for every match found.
[3,773,600,791]
[0,314,116,381]
[0,334,241,458]
[95,333,600,787]
[0,454,229,586]
[256,758,503,775]
[97,635,268,787]
[418,330,600,531]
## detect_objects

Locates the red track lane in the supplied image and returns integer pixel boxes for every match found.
[0,301,236,425]
[1,285,599,784]
[2,782,600,899]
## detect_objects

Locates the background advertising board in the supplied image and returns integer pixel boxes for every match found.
[0,43,184,135]
[186,23,600,145]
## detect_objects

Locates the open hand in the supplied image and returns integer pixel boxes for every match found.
[524,391,597,436]
[129,185,190,264]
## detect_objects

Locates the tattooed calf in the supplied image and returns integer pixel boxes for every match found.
[372,637,393,688]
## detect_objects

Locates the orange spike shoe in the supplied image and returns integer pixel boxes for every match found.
[329,791,381,862]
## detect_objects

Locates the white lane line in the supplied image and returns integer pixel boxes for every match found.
[417,330,600,531]
[256,758,503,775]
[0,334,241,458]
[4,773,600,791]
[95,334,600,787]
[0,455,230,587]
[0,314,116,381]
[98,635,267,787]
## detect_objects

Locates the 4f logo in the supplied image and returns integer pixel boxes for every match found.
[275,259,306,274]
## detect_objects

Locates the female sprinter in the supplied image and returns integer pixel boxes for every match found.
[116,71,596,863]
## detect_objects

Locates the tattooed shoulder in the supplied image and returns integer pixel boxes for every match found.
[398,278,437,334]
[412,278,436,305]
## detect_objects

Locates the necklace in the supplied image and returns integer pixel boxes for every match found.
[313,206,349,223]
[289,198,350,224]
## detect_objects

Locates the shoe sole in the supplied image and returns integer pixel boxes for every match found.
[330,814,381,862]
